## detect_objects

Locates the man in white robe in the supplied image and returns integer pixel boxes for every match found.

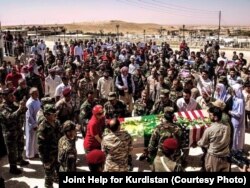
[25,87,41,159]
[229,84,245,152]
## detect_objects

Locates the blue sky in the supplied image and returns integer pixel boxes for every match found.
[0,0,250,26]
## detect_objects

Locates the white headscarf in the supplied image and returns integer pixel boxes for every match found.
[214,83,227,101]
[232,83,244,99]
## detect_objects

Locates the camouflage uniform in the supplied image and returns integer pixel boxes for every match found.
[58,135,77,172]
[104,100,127,119]
[55,98,74,124]
[148,121,182,161]
[0,101,26,167]
[102,129,132,172]
[150,99,178,114]
[37,105,62,188]
[169,89,183,103]
[78,77,94,104]
[14,86,30,102]
[37,97,55,126]
[133,99,153,116]
[79,99,97,137]
[133,74,145,101]
[58,121,77,172]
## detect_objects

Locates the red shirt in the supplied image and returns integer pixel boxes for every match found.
[84,116,105,151]
[5,73,22,88]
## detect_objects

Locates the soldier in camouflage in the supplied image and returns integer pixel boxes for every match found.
[58,120,77,172]
[132,68,145,101]
[37,104,62,188]
[79,91,97,137]
[153,138,184,172]
[0,88,28,175]
[36,97,55,126]
[133,90,153,117]
[55,88,74,124]
[104,92,128,119]
[78,69,94,104]
[102,117,133,172]
[148,107,182,163]
[133,90,154,161]
[150,89,178,114]
[169,79,183,103]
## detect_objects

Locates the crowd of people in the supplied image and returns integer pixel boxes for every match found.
[0,35,250,187]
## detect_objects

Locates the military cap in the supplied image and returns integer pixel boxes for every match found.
[163,138,178,151]
[86,149,106,165]
[41,97,55,105]
[164,107,174,114]
[160,89,170,97]
[43,104,56,114]
[63,88,71,97]
[108,92,117,101]
[63,120,76,133]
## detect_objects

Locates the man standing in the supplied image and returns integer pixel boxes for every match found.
[102,117,133,172]
[55,88,74,124]
[58,120,77,172]
[104,92,127,119]
[25,87,41,159]
[176,88,198,111]
[97,70,114,104]
[79,91,97,137]
[37,104,62,188]
[84,105,105,153]
[115,66,135,114]
[148,107,181,163]
[45,68,62,97]
[197,107,231,172]
[0,88,28,174]
[5,67,22,88]
[153,138,184,172]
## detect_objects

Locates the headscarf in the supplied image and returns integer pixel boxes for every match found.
[232,83,244,99]
[214,83,227,101]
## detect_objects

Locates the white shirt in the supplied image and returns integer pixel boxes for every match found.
[45,75,62,97]
[115,74,135,94]
[74,45,83,59]
[176,98,198,112]
[97,77,114,99]
[128,63,139,75]
[54,83,71,98]
[227,75,241,87]
[197,76,213,95]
